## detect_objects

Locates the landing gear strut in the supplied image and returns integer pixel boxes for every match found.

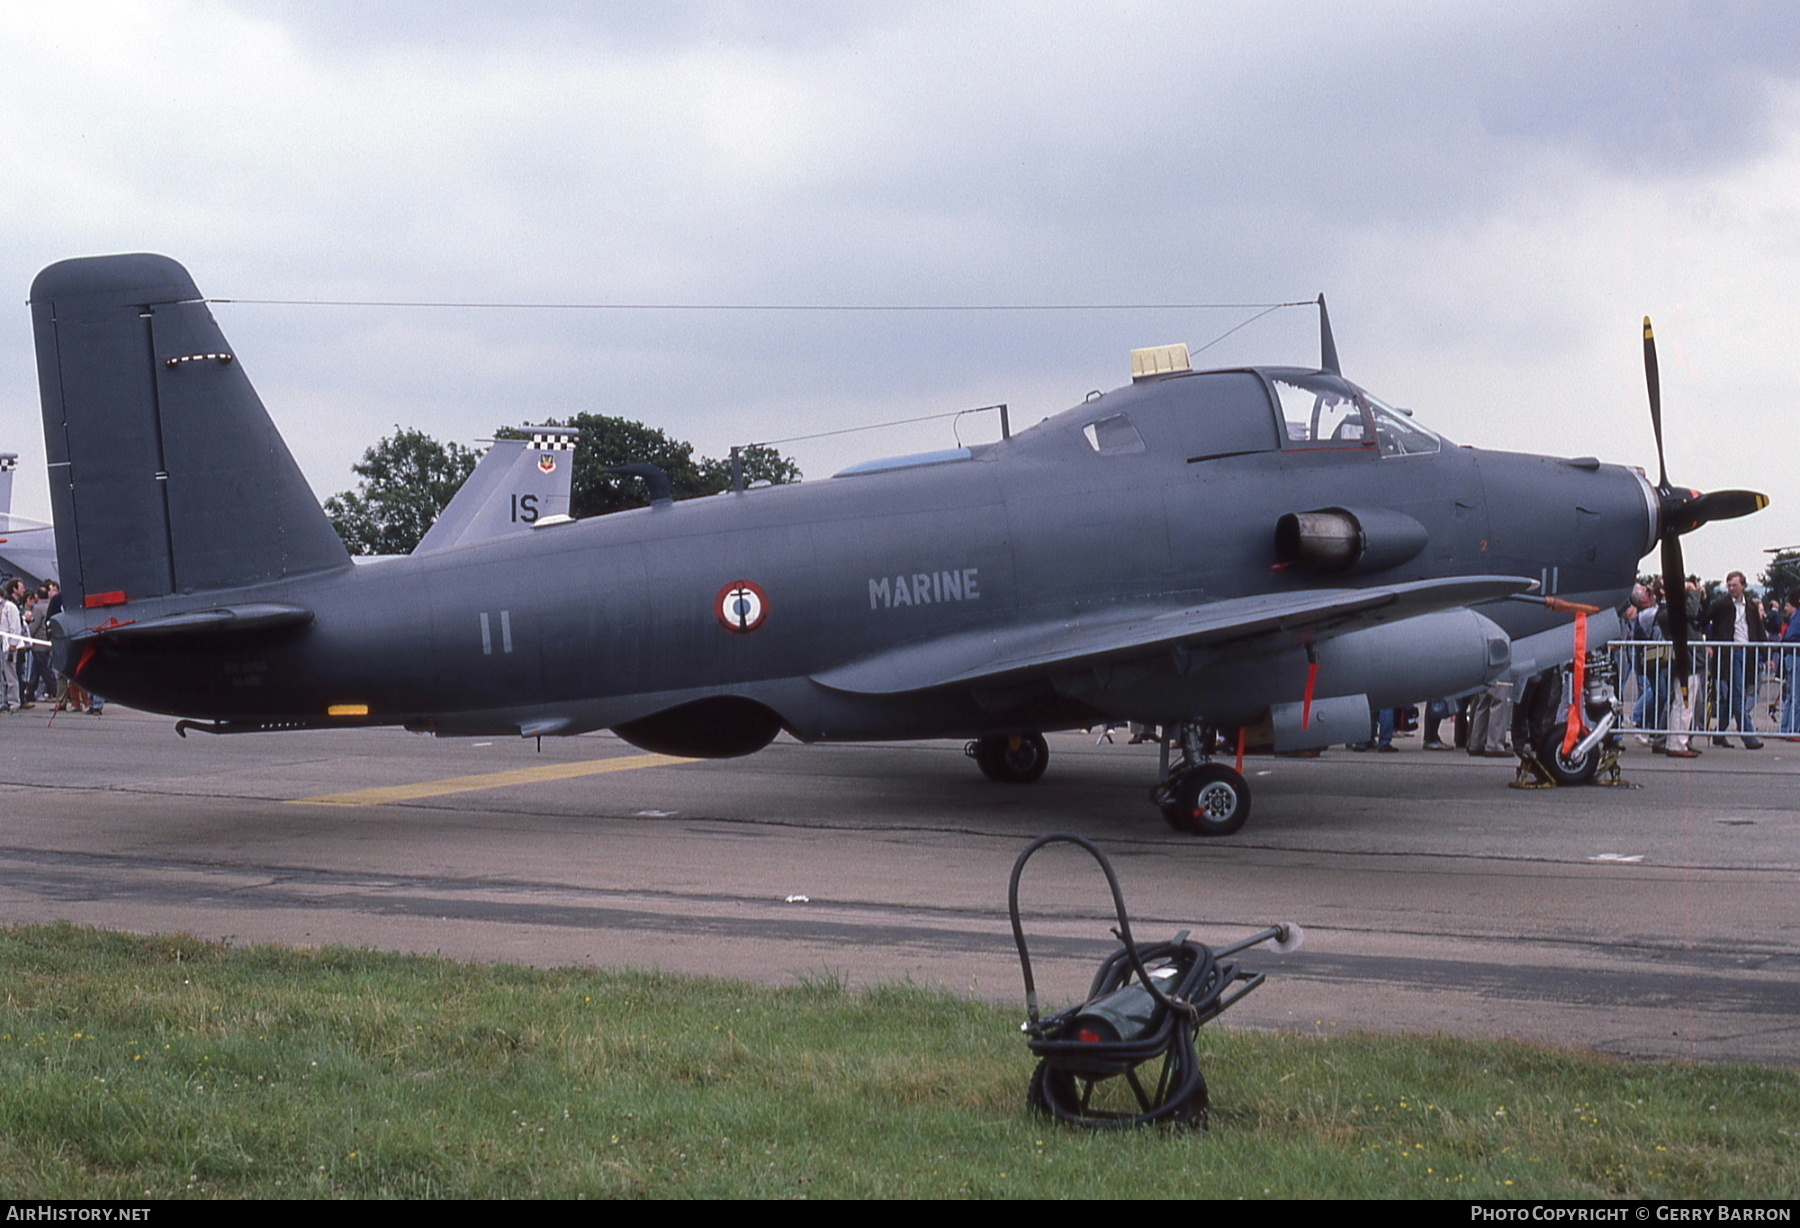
[1150,721,1251,836]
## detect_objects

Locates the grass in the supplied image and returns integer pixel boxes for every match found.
[0,923,1794,1199]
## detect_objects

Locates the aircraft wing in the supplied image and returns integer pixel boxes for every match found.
[811,575,1536,696]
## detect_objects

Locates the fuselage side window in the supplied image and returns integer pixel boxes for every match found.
[1083,414,1146,456]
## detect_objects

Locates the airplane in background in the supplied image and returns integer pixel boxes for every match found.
[0,453,59,587]
[410,427,578,554]
[26,254,1764,835]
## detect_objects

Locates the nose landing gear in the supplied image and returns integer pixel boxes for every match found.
[1510,651,1631,790]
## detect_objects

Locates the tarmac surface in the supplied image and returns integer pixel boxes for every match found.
[1,707,1796,1066]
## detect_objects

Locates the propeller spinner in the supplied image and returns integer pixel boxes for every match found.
[1641,317,1769,690]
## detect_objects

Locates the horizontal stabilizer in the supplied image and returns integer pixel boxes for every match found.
[813,575,1537,696]
[75,602,313,643]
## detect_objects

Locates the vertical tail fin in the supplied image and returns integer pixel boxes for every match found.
[412,426,578,554]
[30,254,348,608]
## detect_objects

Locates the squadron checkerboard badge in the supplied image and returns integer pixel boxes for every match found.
[716,580,769,634]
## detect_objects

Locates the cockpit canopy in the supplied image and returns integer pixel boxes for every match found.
[830,367,1444,480]
[1264,370,1444,457]
[1059,367,1445,464]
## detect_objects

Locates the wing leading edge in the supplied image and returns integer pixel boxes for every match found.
[811,575,1537,696]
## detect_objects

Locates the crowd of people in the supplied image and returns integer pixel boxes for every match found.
[1622,569,1800,755]
[1,576,104,715]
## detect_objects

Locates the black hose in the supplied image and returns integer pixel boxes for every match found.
[1008,833,1249,1128]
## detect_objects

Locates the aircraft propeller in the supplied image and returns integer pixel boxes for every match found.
[1641,317,1768,687]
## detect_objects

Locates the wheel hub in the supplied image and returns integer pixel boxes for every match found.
[1196,783,1237,819]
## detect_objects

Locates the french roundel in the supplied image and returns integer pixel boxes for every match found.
[716,579,769,634]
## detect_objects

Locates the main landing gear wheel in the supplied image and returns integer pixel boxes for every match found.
[1534,723,1599,787]
[968,732,1050,783]
[1157,763,1250,837]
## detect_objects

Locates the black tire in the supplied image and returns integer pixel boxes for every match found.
[1534,723,1598,786]
[971,732,1050,783]
[1164,764,1251,837]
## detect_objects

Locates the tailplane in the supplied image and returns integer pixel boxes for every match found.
[30,254,349,609]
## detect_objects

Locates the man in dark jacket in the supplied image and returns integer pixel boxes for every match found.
[1706,570,1767,749]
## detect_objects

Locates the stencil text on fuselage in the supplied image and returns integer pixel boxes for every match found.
[869,569,980,609]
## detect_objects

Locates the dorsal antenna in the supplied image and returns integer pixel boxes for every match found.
[1317,293,1340,375]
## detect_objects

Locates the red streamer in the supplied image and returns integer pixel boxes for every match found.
[1561,612,1588,756]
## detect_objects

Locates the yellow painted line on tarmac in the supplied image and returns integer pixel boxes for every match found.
[288,753,693,808]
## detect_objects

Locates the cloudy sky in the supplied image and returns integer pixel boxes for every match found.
[1,0,1795,581]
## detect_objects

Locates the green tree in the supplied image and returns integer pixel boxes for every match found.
[1762,549,1800,600]
[516,414,801,518]
[325,427,479,555]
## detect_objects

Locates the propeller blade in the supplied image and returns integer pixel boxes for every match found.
[1636,316,1765,698]
[1660,533,1689,688]
[1644,317,1668,491]
[1688,489,1770,525]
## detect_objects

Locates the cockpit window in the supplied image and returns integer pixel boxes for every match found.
[1364,393,1442,456]
[1270,373,1443,456]
[1272,374,1370,447]
[1083,414,1146,456]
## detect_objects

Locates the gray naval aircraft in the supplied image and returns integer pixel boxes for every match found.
[28,254,1765,835]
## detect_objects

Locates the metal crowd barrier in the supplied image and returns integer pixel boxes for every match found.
[1607,639,1800,739]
